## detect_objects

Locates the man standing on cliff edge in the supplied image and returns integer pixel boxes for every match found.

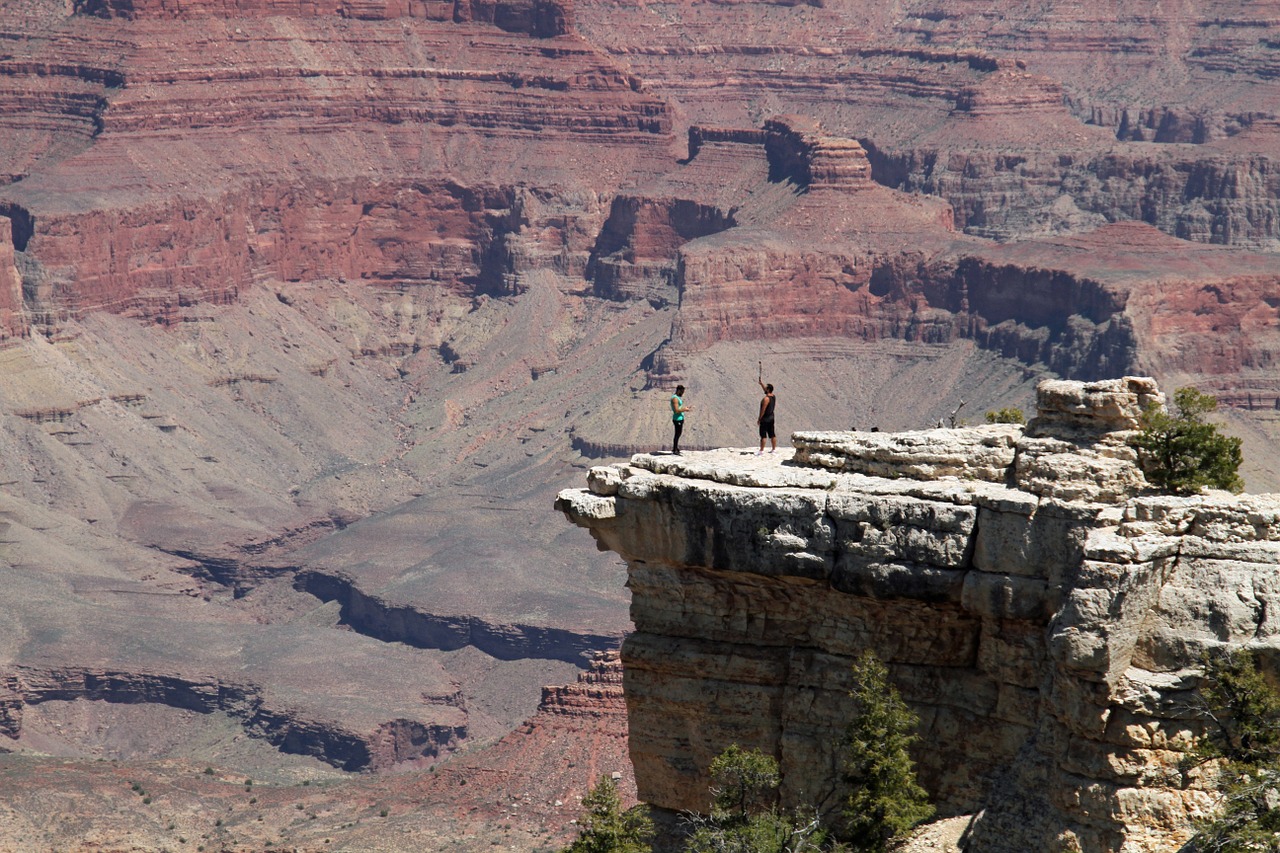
[671,385,692,455]
[757,363,776,455]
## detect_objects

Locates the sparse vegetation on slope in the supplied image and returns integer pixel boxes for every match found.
[984,407,1025,425]
[566,652,934,853]
[683,745,840,853]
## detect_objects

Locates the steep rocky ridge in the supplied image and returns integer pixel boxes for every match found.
[3,665,466,771]
[559,377,1280,851]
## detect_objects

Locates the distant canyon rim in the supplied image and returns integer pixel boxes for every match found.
[0,0,1279,849]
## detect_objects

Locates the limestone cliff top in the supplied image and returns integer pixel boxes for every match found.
[555,377,1280,852]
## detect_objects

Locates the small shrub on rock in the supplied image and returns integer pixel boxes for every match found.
[684,746,839,853]
[1132,387,1243,494]
[984,407,1025,425]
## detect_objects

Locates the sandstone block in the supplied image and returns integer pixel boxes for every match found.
[587,464,627,496]
[1014,441,1147,503]
[974,501,1090,581]
[977,619,1047,688]
[1031,376,1162,431]
[561,378,1280,851]
[792,425,1020,481]
[555,487,616,521]
[994,683,1041,727]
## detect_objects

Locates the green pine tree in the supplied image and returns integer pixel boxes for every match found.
[708,744,782,826]
[840,651,934,852]
[684,745,842,853]
[1187,650,1280,853]
[1132,387,1243,495]
[564,776,653,853]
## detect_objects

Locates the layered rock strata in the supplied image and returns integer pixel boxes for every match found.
[571,0,1280,247]
[558,376,1280,852]
[0,3,673,331]
[640,121,1280,398]
[78,0,576,37]
[0,666,465,770]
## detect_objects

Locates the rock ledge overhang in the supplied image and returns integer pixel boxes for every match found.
[556,376,1280,853]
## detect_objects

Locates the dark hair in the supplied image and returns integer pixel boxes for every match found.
[675,385,685,394]
[765,384,774,393]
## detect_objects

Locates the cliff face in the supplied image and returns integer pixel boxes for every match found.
[2,665,465,770]
[3,0,1280,844]
[0,0,671,331]
[0,217,27,343]
[558,377,1280,852]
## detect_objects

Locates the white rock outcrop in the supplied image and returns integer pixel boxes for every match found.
[556,377,1274,852]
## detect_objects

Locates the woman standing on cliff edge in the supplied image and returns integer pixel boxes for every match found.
[757,362,776,455]
[671,385,692,455]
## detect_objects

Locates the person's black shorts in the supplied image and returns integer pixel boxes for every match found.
[759,419,775,439]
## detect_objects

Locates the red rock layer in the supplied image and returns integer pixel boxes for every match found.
[970,221,1280,384]
[763,115,876,190]
[79,0,576,37]
[638,124,1280,396]
[538,648,627,719]
[422,650,636,829]
[589,196,735,304]
[644,121,961,384]
[569,0,1280,246]
[0,8,674,328]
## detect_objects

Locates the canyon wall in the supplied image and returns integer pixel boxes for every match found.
[558,377,1280,851]
[0,217,27,343]
[570,0,1280,248]
[639,125,1280,396]
[864,143,1280,247]
[0,0,672,332]
[76,0,576,37]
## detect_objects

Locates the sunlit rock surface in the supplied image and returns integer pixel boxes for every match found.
[559,376,1280,852]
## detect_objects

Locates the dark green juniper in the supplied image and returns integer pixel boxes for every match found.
[1132,387,1243,495]
[684,745,838,853]
[1187,650,1280,852]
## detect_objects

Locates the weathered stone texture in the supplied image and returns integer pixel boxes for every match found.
[794,425,1020,482]
[557,376,1280,852]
